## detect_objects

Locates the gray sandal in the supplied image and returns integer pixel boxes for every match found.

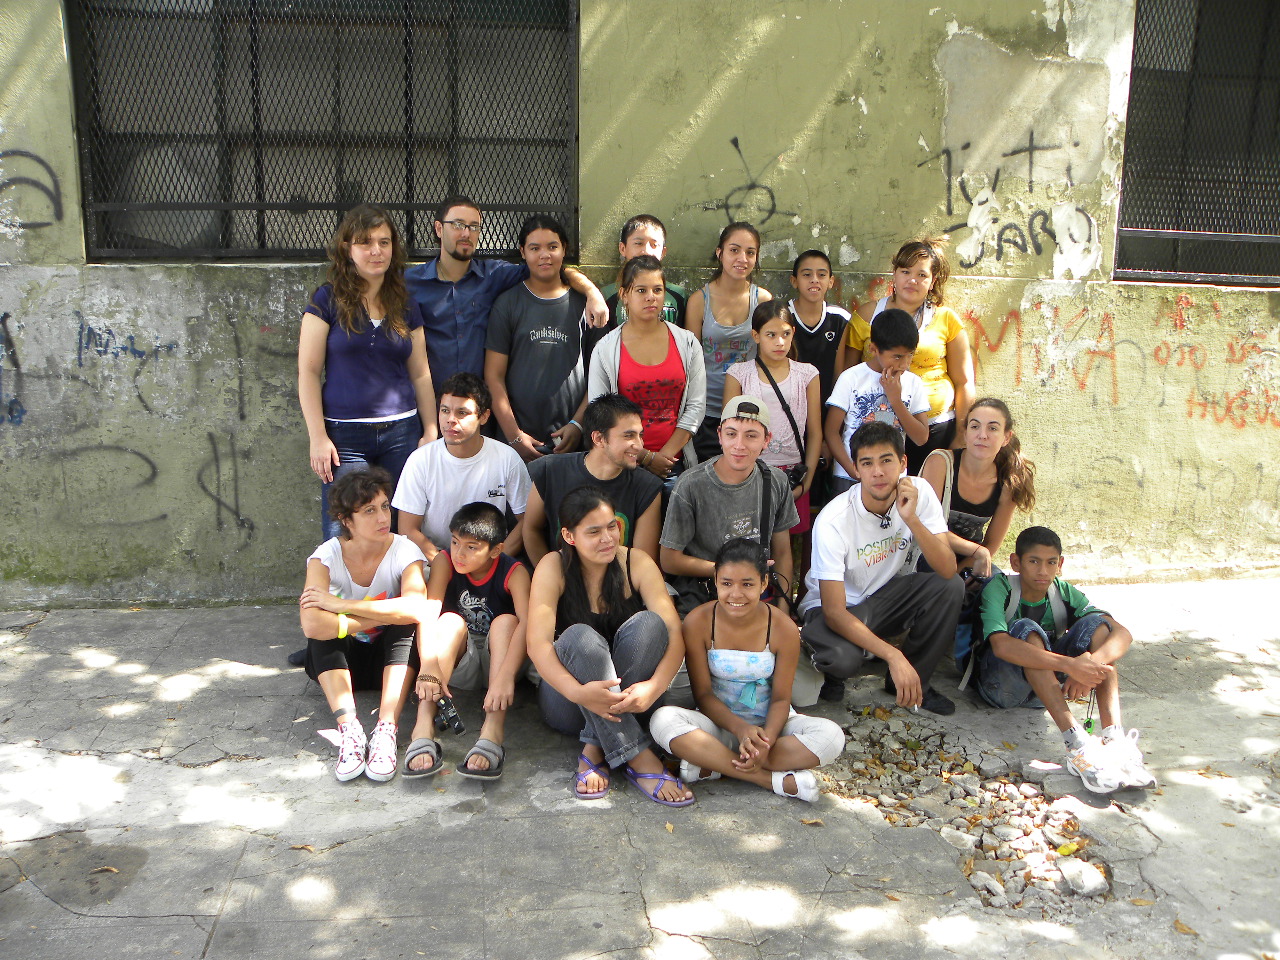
[401,737,443,778]
[456,738,505,781]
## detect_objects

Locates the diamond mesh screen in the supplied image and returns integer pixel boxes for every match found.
[66,1,578,260]
[1118,0,1280,284]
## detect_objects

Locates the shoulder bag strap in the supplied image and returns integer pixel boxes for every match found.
[922,448,955,518]
[755,357,805,459]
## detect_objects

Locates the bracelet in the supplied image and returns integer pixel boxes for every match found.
[567,419,582,432]
[643,450,654,466]
[336,613,349,639]
[418,673,441,685]
[509,432,523,446]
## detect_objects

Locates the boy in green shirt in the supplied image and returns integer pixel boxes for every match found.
[975,526,1154,793]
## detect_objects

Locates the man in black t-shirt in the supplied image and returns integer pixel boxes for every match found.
[524,394,663,565]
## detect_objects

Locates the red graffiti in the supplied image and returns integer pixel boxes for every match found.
[1154,341,1208,370]
[1186,387,1280,429]
[968,308,1026,385]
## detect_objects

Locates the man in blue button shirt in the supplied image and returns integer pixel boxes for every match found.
[406,195,608,394]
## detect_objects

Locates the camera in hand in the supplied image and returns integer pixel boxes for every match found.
[434,695,465,735]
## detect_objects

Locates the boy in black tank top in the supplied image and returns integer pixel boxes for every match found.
[404,503,530,781]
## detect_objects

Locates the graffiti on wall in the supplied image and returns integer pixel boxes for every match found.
[699,137,798,226]
[0,149,64,234]
[918,132,1101,278]
[0,312,26,426]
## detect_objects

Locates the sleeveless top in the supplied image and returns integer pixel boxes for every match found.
[618,328,685,452]
[555,546,645,643]
[700,284,760,415]
[947,450,1003,545]
[708,602,776,726]
[442,551,520,637]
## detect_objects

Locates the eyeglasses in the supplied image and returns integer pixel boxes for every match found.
[442,220,482,234]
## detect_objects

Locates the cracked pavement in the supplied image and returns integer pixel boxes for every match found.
[0,579,1277,959]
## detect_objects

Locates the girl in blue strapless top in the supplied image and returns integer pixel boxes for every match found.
[650,538,844,802]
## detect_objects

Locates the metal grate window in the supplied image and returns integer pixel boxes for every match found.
[65,1,578,260]
[1117,0,1280,285]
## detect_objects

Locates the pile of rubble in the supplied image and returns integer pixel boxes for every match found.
[823,704,1112,916]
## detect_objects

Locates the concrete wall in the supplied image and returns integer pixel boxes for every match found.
[1,0,1278,605]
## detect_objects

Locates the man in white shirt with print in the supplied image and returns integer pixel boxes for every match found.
[394,372,530,560]
[798,421,963,715]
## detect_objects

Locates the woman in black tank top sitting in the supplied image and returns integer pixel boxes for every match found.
[527,486,694,807]
[919,398,1037,660]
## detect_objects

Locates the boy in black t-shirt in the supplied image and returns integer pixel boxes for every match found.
[404,503,530,781]
[524,393,663,564]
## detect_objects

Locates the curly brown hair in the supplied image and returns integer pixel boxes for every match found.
[891,236,951,307]
[325,204,410,338]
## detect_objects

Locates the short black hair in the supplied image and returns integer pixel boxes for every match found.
[1014,525,1063,556]
[438,371,491,414]
[435,194,480,223]
[329,467,393,539]
[582,393,643,446]
[792,249,831,275]
[849,421,905,460]
[448,501,506,547]
[620,214,666,245]
[715,537,769,578]
[870,308,919,352]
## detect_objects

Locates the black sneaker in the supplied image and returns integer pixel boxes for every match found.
[920,687,956,716]
[287,648,306,667]
[818,674,846,702]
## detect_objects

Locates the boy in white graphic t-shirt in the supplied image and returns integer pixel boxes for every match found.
[798,421,964,715]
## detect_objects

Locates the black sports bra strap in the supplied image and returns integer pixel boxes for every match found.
[710,600,718,648]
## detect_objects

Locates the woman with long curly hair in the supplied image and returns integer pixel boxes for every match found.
[298,204,437,541]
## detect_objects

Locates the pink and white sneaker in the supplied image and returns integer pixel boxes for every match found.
[334,721,367,782]
[365,720,399,782]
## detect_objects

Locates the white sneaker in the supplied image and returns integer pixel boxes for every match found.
[334,721,367,782]
[365,720,399,782]
[1065,735,1123,794]
[1103,728,1157,788]
[771,769,820,803]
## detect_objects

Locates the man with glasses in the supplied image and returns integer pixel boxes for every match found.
[797,421,962,715]
[406,195,608,388]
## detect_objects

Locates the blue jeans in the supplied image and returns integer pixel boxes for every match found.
[977,613,1109,708]
[537,610,669,768]
[319,414,421,540]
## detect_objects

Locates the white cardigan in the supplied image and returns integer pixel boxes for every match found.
[587,320,707,466]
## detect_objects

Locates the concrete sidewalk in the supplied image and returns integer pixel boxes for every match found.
[1,579,1277,960]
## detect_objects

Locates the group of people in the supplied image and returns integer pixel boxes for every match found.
[292,197,1155,806]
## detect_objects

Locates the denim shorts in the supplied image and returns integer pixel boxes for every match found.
[976,612,1108,709]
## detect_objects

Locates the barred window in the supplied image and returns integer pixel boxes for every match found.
[66,1,578,260]
[1117,0,1280,285]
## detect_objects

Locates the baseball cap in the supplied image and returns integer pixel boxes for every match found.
[722,395,770,429]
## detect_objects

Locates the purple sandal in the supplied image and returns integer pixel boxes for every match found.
[573,753,610,800]
[624,766,696,808]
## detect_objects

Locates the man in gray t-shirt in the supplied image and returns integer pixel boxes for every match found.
[660,396,799,613]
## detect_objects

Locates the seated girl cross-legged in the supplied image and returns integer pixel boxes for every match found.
[527,486,694,807]
[650,539,845,803]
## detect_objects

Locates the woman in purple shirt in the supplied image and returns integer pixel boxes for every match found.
[298,205,438,541]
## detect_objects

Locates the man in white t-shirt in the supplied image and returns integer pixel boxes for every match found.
[394,372,531,560]
[798,421,963,715]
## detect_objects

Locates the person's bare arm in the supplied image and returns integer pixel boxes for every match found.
[562,267,608,329]
[660,546,716,580]
[522,485,551,565]
[770,528,794,596]
[397,511,440,562]
[298,314,338,482]
[801,376,822,495]
[630,496,662,565]
[407,328,438,443]
[684,289,705,339]
[503,514,525,558]
[824,405,855,477]
[485,348,544,462]
[946,327,976,445]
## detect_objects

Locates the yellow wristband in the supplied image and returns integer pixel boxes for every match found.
[337,613,349,639]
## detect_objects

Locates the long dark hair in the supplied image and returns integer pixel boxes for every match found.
[557,486,627,627]
[325,204,409,337]
[710,221,761,281]
[968,397,1036,511]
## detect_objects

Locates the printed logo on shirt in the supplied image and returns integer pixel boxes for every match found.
[856,535,910,567]
[850,393,901,429]
[728,515,759,539]
[825,330,836,341]
[487,488,504,499]
[458,589,492,635]
[529,325,569,344]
